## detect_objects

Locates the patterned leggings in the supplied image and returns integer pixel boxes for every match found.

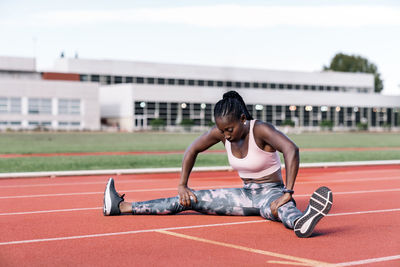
[132,182,303,229]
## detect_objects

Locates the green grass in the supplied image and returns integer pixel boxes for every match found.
[0,132,399,173]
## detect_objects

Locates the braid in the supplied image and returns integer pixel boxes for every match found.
[214,91,254,121]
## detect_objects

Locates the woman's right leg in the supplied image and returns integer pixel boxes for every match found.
[128,187,257,216]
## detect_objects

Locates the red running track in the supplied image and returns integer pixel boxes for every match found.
[0,165,399,266]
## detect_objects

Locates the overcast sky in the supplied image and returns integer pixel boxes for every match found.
[1,0,399,95]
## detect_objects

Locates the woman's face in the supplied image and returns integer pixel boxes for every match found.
[215,115,246,142]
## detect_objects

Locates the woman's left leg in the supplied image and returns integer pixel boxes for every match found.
[252,182,303,229]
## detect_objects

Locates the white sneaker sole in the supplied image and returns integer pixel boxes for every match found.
[103,178,113,216]
[294,186,333,238]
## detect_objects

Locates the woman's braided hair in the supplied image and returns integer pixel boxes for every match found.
[214,91,254,121]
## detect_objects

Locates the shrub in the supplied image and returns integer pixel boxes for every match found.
[356,122,368,131]
[320,120,334,130]
[282,119,295,127]
[150,118,166,131]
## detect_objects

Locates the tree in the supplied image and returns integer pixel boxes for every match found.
[324,53,383,93]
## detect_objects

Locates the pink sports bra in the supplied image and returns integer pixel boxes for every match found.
[225,120,281,179]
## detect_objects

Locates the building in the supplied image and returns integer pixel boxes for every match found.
[52,58,399,132]
[0,56,100,131]
[1,56,399,132]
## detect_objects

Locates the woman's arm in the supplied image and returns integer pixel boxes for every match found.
[178,126,223,207]
[254,122,300,216]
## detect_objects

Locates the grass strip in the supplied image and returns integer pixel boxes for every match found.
[1,150,399,173]
[0,132,399,154]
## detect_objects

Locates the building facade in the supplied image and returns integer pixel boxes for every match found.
[1,56,399,132]
[52,58,400,132]
[0,56,100,131]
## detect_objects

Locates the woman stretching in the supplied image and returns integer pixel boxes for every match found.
[103,91,333,238]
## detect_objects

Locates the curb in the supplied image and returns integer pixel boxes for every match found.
[0,160,399,179]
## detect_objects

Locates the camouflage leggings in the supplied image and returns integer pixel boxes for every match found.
[131,182,303,229]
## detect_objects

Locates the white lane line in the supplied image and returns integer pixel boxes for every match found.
[0,220,267,246]
[0,207,101,216]
[0,184,242,199]
[0,208,399,245]
[327,208,400,217]
[1,176,399,189]
[336,255,400,266]
[1,186,400,200]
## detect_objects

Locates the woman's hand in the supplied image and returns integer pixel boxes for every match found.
[270,193,292,218]
[178,184,198,207]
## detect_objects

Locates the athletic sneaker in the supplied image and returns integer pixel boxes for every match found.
[103,178,125,216]
[294,186,333,238]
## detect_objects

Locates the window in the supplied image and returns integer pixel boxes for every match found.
[157,78,165,85]
[168,79,175,85]
[262,83,267,88]
[136,77,144,84]
[80,75,89,82]
[58,99,80,115]
[114,76,122,84]
[0,97,21,114]
[244,82,250,88]
[216,81,223,87]
[235,82,242,88]
[226,81,232,87]
[270,83,276,89]
[279,84,284,89]
[197,80,205,86]
[91,75,100,82]
[0,97,6,113]
[126,77,133,83]
[178,79,185,85]
[29,98,51,114]
[252,83,259,88]
[188,80,195,86]
[147,77,155,84]
[207,80,214,87]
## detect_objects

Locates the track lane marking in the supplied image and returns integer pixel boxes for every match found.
[336,254,400,266]
[1,187,400,200]
[156,230,334,267]
[267,260,313,266]
[0,220,266,246]
[0,208,399,245]
[1,175,399,189]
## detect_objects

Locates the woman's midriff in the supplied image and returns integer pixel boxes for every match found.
[241,168,283,184]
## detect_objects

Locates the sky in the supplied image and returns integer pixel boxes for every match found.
[0,0,399,95]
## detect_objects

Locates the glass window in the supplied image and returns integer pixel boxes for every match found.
[80,75,89,82]
[262,83,267,88]
[0,98,8,113]
[252,83,259,88]
[91,75,100,82]
[270,83,276,89]
[136,77,144,84]
[178,79,185,85]
[197,80,205,86]
[157,78,165,85]
[216,81,223,87]
[235,82,242,88]
[147,77,155,84]
[295,85,301,90]
[58,99,80,115]
[226,81,232,87]
[207,80,214,87]
[188,80,195,86]
[287,84,293,89]
[168,79,175,85]
[114,76,122,84]
[279,84,284,89]
[244,82,250,88]
[126,77,133,83]
[29,98,51,114]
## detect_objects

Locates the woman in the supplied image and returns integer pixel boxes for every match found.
[103,91,333,238]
